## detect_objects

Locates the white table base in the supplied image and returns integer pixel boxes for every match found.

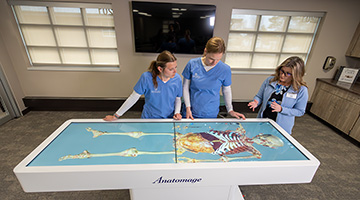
[130,185,244,200]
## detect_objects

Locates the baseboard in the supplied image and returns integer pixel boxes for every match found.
[23,97,144,111]
[306,102,313,113]
[232,101,259,113]
[23,97,312,113]
[21,107,31,115]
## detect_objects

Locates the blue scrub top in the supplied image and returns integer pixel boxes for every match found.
[134,71,182,118]
[182,57,232,118]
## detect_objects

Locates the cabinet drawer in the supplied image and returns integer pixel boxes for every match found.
[318,82,360,105]
[349,117,360,142]
[311,89,337,120]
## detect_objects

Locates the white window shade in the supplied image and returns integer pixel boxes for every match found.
[55,27,87,47]
[282,35,312,53]
[87,28,117,48]
[279,54,305,64]
[259,16,288,32]
[230,14,258,31]
[225,53,252,69]
[255,34,284,52]
[29,47,61,64]
[60,48,90,64]
[91,49,119,65]
[252,54,279,69]
[84,8,114,27]
[14,5,50,24]
[51,7,83,25]
[227,33,255,52]
[288,16,319,33]
[21,26,56,46]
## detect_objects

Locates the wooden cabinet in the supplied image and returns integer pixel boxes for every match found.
[346,22,360,58]
[310,79,360,141]
[350,117,360,141]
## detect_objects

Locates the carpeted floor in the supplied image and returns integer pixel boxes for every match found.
[0,111,359,200]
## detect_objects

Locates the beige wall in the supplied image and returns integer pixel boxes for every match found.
[1,0,360,112]
[0,1,25,111]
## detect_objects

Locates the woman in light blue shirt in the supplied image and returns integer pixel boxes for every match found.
[182,37,245,119]
[248,56,308,134]
[104,50,182,120]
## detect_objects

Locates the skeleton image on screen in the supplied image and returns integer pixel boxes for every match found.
[59,123,284,163]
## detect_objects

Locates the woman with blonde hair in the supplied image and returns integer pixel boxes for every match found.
[104,50,182,120]
[182,36,245,119]
[248,56,308,134]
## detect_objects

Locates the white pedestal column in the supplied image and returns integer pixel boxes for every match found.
[130,185,244,200]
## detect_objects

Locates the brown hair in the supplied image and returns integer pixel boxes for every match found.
[203,37,226,55]
[271,56,307,91]
[148,50,177,88]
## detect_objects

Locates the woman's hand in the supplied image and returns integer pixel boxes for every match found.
[103,115,117,121]
[173,113,182,120]
[248,99,259,111]
[228,110,246,120]
[186,107,194,120]
[271,101,282,113]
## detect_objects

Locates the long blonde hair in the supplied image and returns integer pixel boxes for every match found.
[271,56,307,91]
[148,50,177,88]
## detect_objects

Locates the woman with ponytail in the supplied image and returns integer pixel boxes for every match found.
[104,50,182,120]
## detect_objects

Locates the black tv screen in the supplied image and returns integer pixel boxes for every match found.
[131,1,216,54]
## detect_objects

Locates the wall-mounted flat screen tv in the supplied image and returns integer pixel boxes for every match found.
[131,1,216,54]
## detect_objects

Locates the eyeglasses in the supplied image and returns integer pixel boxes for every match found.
[280,68,292,77]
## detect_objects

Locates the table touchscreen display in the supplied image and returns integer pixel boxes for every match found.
[27,121,308,167]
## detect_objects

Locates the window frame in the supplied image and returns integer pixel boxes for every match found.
[225,9,325,74]
[9,0,120,72]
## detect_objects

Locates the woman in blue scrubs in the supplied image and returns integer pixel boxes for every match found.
[104,50,182,120]
[248,56,308,134]
[182,37,245,119]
